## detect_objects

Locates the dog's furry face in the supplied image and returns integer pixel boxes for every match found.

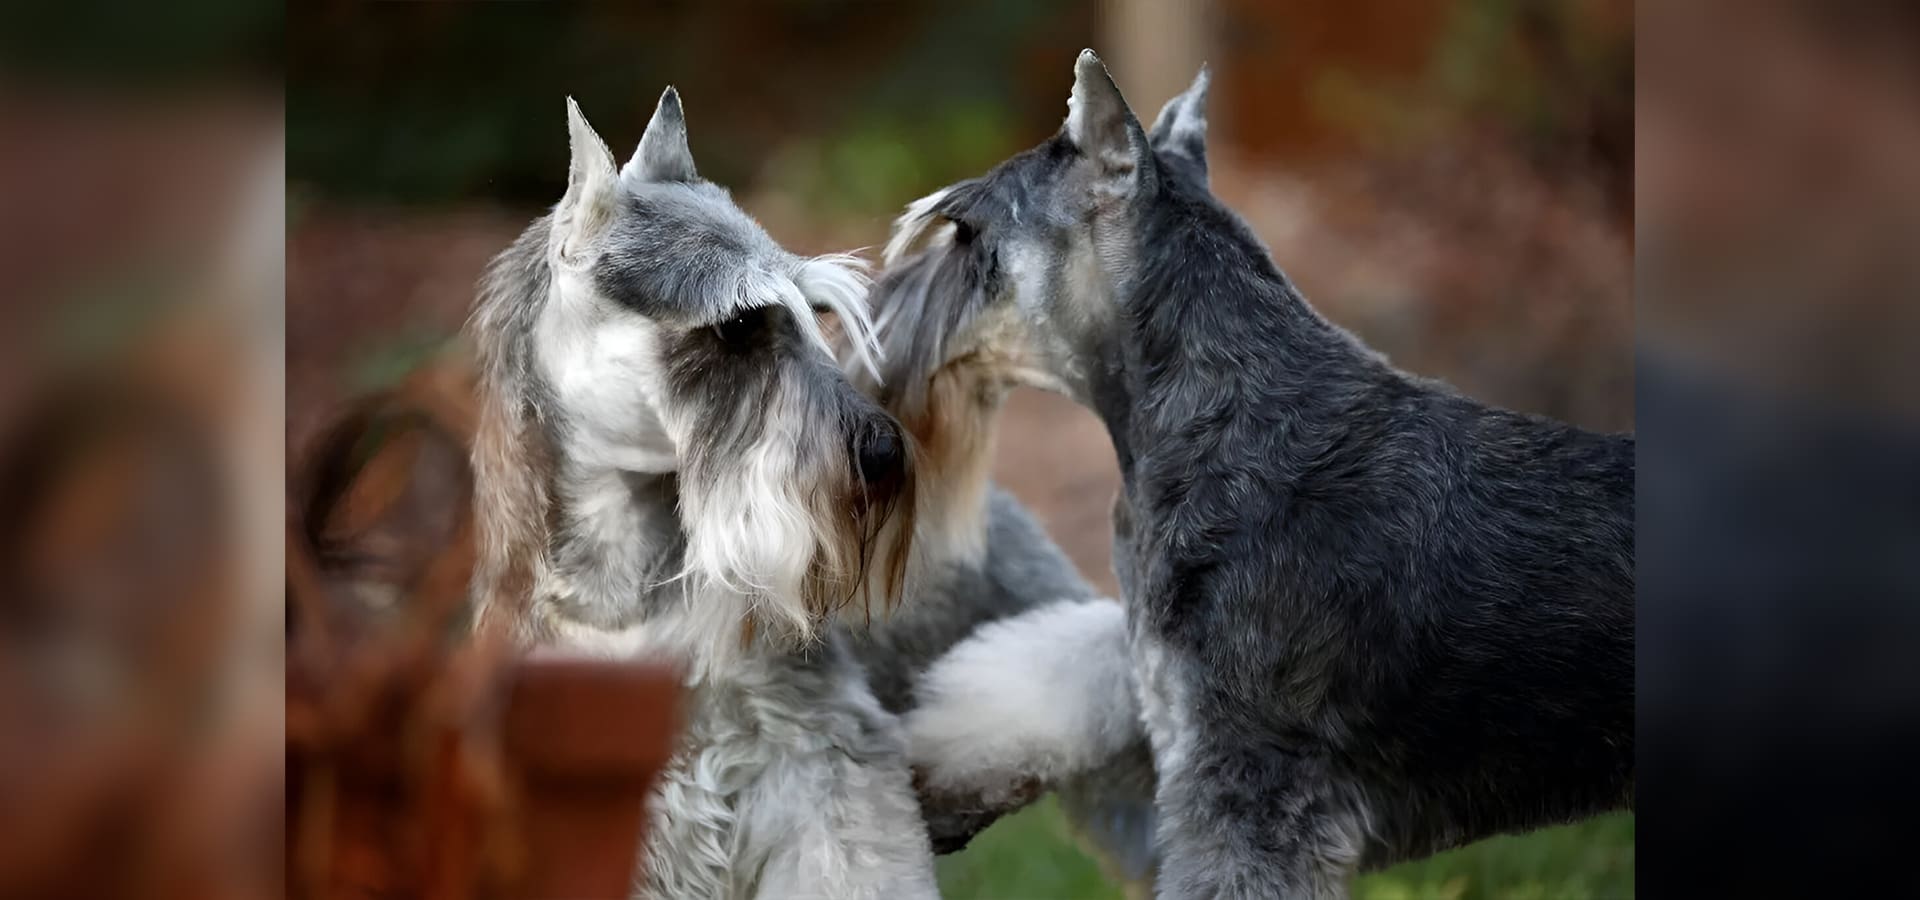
[469,90,912,649]
[876,52,1210,409]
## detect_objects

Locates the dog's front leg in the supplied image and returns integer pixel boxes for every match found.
[905,600,1142,813]
[1134,632,1361,900]
[1151,741,1366,900]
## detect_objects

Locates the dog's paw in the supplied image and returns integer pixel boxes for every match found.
[912,767,1044,854]
[904,599,1138,795]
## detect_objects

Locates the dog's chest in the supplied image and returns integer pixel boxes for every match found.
[1112,493,1195,772]
[635,647,916,898]
[537,305,679,472]
[1127,617,1196,776]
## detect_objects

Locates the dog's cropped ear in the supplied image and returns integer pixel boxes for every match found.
[1149,64,1210,184]
[1065,50,1154,202]
[557,97,619,256]
[624,86,697,185]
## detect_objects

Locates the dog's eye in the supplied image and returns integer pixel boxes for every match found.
[710,309,758,347]
[952,220,978,244]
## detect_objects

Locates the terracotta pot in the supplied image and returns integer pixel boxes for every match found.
[290,656,682,900]
[499,658,682,899]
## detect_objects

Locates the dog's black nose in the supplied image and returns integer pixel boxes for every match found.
[855,425,905,486]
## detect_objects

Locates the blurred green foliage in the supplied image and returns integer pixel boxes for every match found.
[0,0,281,84]
[760,102,1017,220]
[344,330,456,396]
[288,0,1627,218]
[941,802,1634,900]
[1305,0,1629,215]
[1430,0,1630,164]
[43,259,193,363]
[290,1,1084,212]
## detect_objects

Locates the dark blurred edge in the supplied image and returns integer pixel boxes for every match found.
[1636,1,1920,896]
[1636,351,1920,898]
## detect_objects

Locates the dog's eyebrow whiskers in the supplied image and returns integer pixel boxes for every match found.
[794,251,883,381]
[712,256,882,381]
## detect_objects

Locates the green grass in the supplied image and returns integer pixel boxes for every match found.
[938,800,1633,900]
[1353,813,1634,900]
[936,797,1130,900]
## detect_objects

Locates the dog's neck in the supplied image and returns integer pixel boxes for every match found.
[543,458,686,630]
[535,434,851,679]
[1084,184,1387,485]
[900,363,1006,569]
[534,453,769,678]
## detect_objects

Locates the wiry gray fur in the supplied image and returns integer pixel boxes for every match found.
[874,53,1635,899]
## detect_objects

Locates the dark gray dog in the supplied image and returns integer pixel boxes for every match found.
[877,51,1634,899]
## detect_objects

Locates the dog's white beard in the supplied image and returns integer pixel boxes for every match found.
[674,387,841,674]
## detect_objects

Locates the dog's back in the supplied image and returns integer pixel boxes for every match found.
[1307,393,1633,864]
[1390,398,1634,839]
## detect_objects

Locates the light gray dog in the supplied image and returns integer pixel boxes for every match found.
[881,52,1635,899]
[467,89,934,900]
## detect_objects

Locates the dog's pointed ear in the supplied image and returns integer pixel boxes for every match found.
[1149,64,1210,183]
[624,86,697,184]
[1065,49,1153,200]
[557,97,619,254]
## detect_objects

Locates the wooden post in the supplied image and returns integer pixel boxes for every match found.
[1102,0,1214,120]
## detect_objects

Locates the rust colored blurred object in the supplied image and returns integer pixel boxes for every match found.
[288,361,683,900]
[0,312,272,900]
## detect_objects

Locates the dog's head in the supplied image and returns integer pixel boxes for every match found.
[469,89,913,648]
[874,52,1210,409]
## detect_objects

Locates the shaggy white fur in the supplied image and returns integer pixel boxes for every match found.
[906,599,1139,801]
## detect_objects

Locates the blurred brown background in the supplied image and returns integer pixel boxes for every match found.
[288,0,1632,599]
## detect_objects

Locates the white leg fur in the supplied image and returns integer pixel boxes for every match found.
[906,599,1139,798]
